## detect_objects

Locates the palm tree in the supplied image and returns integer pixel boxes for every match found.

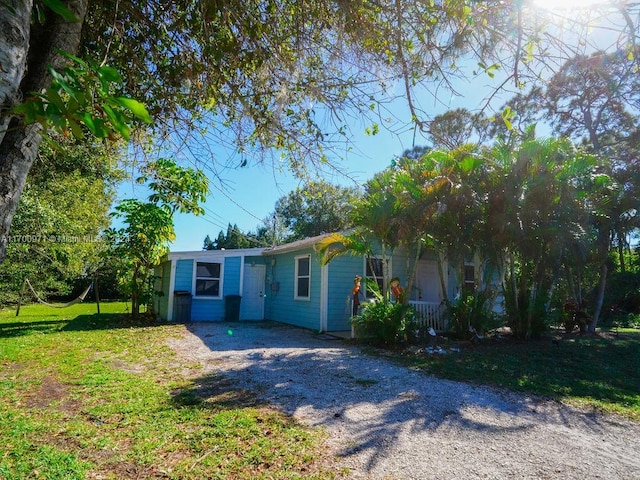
[482,136,597,338]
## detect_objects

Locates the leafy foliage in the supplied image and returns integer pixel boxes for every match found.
[14,53,151,141]
[445,291,501,339]
[107,159,209,316]
[352,280,416,345]
[203,223,264,250]
[0,137,122,305]
[274,181,359,242]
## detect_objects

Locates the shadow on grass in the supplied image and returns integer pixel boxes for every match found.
[407,333,640,418]
[170,372,264,410]
[0,313,171,338]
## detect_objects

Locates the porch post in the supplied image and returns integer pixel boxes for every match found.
[319,263,328,332]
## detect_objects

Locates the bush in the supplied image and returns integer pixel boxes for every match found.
[446,290,502,339]
[352,300,416,345]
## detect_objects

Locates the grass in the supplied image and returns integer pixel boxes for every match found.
[396,329,640,421]
[0,303,339,479]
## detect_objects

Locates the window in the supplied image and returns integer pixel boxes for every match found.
[463,263,475,293]
[195,262,222,297]
[295,255,310,300]
[365,257,384,298]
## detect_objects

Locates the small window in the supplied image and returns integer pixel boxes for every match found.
[463,264,475,292]
[195,262,221,297]
[365,257,384,298]
[295,255,310,300]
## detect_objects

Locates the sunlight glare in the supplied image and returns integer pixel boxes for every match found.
[534,0,605,10]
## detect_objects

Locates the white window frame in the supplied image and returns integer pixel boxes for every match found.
[294,254,311,301]
[193,260,224,299]
[363,256,387,299]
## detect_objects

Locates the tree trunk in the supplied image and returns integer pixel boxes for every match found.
[436,249,448,302]
[589,261,608,333]
[618,237,626,273]
[0,0,88,264]
[404,242,422,305]
[0,0,31,148]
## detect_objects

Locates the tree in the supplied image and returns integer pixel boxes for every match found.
[107,158,208,317]
[545,50,640,157]
[0,138,121,304]
[544,49,640,331]
[3,0,639,269]
[427,108,491,149]
[203,223,257,250]
[275,181,359,242]
[482,137,598,338]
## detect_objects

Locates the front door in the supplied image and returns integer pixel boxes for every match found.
[241,264,266,320]
[414,259,442,303]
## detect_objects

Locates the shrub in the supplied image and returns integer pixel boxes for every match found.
[352,300,416,345]
[446,290,502,339]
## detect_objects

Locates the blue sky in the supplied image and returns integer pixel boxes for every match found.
[162,82,483,252]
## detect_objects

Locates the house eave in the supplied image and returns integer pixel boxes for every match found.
[167,247,266,261]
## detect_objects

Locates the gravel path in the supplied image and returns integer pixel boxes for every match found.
[167,321,640,480]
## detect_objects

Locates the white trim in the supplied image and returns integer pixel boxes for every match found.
[239,255,245,296]
[319,263,329,332]
[167,259,176,321]
[192,258,225,299]
[294,254,311,301]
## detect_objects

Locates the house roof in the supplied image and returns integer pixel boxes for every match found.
[262,232,335,255]
[164,231,344,261]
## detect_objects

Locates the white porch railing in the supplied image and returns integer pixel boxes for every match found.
[409,301,448,332]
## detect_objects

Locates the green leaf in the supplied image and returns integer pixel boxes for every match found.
[67,118,85,139]
[115,97,153,123]
[82,113,108,138]
[98,66,122,84]
[42,0,80,22]
[459,156,480,173]
[58,50,88,67]
[45,87,65,112]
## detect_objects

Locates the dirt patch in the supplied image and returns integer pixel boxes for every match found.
[24,375,79,413]
[111,359,145,375]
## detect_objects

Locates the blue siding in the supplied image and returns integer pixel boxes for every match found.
[326,256,362,331]
[175,260,193,291]
[326,252,408,331]
[265,249,321,330]
[191,298,224,321]
[224,256,241,295]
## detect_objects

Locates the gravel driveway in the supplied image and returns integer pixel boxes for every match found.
[168,321,640,479]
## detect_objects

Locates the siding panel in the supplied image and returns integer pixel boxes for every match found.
[326,256,362,331]
[191,298,224,321]
[224,256,241,296]
[265,249,321,330]
[175,260,193,291]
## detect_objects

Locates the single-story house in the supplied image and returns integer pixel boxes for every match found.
[155,233,480,332]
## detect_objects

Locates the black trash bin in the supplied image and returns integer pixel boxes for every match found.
[224,294,242,322]
[174,291,192,322]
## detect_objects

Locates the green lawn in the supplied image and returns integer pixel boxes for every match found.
[0,303,339,480]
[398,329,640,420]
